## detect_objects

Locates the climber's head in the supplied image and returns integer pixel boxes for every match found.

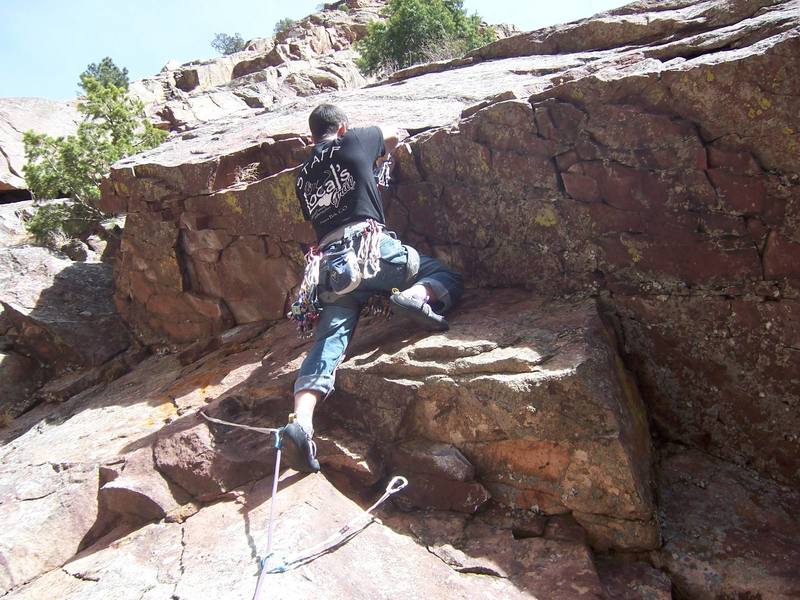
[309,103,349,142]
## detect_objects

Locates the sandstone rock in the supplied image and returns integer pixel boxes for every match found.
[472,503,548,538]
[0,350,42,418]
[4,1,793,596]
[316,426,384,487]
[3,522,184,600]
[128,1,383,132]
[0,462,100,594]
[105,0,800,497]
[98,447,195,527]
[386,440,490,513]
[543,514,590,545]
[0,246,131,416]
[153,412,276,501]
[0,98,80,192]
[0,199,36,245]
[5,473,539,600]
[325,290,657,550]
[596,557,672,600]
[428,526,606,599]
[653,447,800,599]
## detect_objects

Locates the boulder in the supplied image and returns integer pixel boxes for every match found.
[104,0,800,491]
[386,440,491,513]
[153,411,277,501]
[325,289,658,550]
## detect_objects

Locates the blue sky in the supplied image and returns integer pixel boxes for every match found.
[1,0,627,100]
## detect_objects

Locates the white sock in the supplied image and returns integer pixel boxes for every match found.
[293,413,314,437]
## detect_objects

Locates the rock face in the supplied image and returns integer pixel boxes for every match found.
[653,447,800,599]
[102,0,800,491]
[129,0,386,131]
[3,0,800,598]
[0,246,130,416]
[0,313,659,598]
[325,290,658,550]
[0,98,80,193]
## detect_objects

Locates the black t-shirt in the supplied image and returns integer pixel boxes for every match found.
[295,126,386,241]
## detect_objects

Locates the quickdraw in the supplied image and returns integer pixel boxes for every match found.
[374,157,393,188]
[287,246,323,339]
[263,475,408,575]
[199,411,408,600]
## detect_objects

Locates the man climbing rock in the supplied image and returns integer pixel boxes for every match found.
[283,103,463,472]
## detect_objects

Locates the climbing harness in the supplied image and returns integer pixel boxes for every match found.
[287,219,384,339]
[199,411,409,599]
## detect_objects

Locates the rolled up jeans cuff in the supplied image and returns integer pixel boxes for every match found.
[294,373,335,397]
[416,277,453,312]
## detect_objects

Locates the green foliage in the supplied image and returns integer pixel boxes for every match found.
[79,57,129,91]
[356,0,496,75]
[24,202,85,244]
[274,17,297,35]
[23,63,167,244]
[211,32,246,55]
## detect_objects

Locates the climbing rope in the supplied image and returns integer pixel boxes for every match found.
[200,411,282,435]
[252,428,284,600]
[199,411,409,599]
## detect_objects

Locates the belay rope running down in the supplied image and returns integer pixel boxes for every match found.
[199,412,409,600]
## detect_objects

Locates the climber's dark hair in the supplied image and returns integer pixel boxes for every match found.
[309,103,349,140]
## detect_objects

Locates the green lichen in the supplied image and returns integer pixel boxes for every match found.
[224,193,243,214]
[271,171,304,224]
[621,237,644,263]
[534,206,558,227]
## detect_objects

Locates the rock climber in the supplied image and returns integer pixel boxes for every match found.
[282,103,464,472]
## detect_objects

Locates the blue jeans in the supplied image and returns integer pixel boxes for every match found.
[294,230,463,396]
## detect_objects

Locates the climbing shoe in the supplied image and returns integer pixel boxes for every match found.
[389,292,449,331]
[282,421,320,473]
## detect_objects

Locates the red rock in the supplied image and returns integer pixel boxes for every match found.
[653,448,800,599]
[763,231,800,280]
[596,558,672,600]
[315,427,384,487]
[563,170,602,202]
[707,145,761,175]
[328,290,657,550]
[388,440,476,482]
[0,463,100,594]
[153,407,279,501]
[707,168,767,214]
